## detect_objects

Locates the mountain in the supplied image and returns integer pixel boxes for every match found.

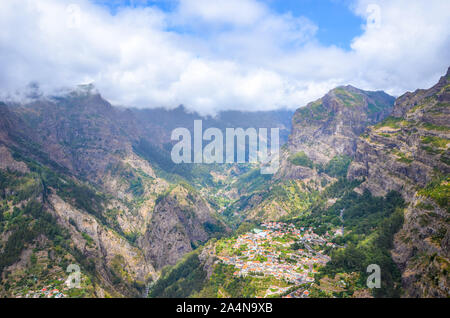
[223,86,395,222]
[139,184,225,270]
[1,68,448,299]
[132,106,294,146]
[289,85,395,163]
[348,67,450,297]
[0,87,292,297]
[148,72,449,299]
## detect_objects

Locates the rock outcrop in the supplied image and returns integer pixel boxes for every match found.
[139,185,224,270]
[0,146,29,173]
[348,67,450,297]
[49,194,156,293]
[288,86,395,164]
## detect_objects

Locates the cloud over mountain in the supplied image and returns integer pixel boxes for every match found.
[0,0,449,115]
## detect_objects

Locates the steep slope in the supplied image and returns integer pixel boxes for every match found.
[11,85,140,183]
[139,185,226,270]
[288,86,395,163]
[132,106,294,145]
[0,146,156,297]
[348,67,450,297]
[0,88,229,297]
[227,86,395,222]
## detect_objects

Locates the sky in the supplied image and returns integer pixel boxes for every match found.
[0,0,449,115]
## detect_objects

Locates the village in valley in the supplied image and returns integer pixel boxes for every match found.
[214,222,339,298]
[12,277,69,298]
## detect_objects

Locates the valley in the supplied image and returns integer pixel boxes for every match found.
[0,67,448,298]
[213,221,334,297]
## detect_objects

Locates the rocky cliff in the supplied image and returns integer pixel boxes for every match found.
[230,86,395,222]
[289,86,395,163]
[139,185,225,269]
[348,67,450,297]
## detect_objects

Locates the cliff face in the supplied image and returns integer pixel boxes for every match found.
[139,185,225,270]
[348,68,450,297]
[229,86,394,222]
[289,86,395,164]
[48,194,157,295]
[12,92,140,183]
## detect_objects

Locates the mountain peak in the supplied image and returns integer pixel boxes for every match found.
[289,85,395,163]
[392,66,450,117]
[331,84,360,92]
[65,83,100,98]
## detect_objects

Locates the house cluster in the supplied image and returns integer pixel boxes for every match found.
[216,222,334,287]
[283,288,310,298]
[17,281,68,298]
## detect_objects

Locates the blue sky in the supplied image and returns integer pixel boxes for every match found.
[262,0,363,49]
[93,0,364,49]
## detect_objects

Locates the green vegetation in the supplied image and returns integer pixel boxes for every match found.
[204,221,226,236]
[133,139,214,187]
[420,136,449,149]
[0,200,94,282]
[391,150,413,164]
[226,179,324,222]
[421,145,443,155]
[440,154,450,166]
[294,100,330,122]
[415,201,435,211]
[234,168,272,194]
[235,222,259,236]
[374,116,405,129]
[281,177,406,297]
[320,155,352,177]
[431,227,447,244]
[0,155,136,297]
[333,88,364,107]
[366,94,394,114]
[323,178,363,198]
[195,263,289,298]
[288,151,314,168]
[422,122,450,132]
[149,251,207,298]
[418,175,449,212]
[338,190,404,237]
[6,152,107,224]
[288,152,352,178]
[195,263,256,297]
[317,191,405,297]
[289,178,362,234]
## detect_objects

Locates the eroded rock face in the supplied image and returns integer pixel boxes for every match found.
[49,194,156,293]
[139,185,224,270]
[348,67,450,297]
[13,93,141,183]
[289,86,395,164]
[230,86,394,222]
[0,146,29,173]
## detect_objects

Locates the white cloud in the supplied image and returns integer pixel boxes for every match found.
[0,0,449,115]
[176,0,267,26]
[348,0,450,92]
